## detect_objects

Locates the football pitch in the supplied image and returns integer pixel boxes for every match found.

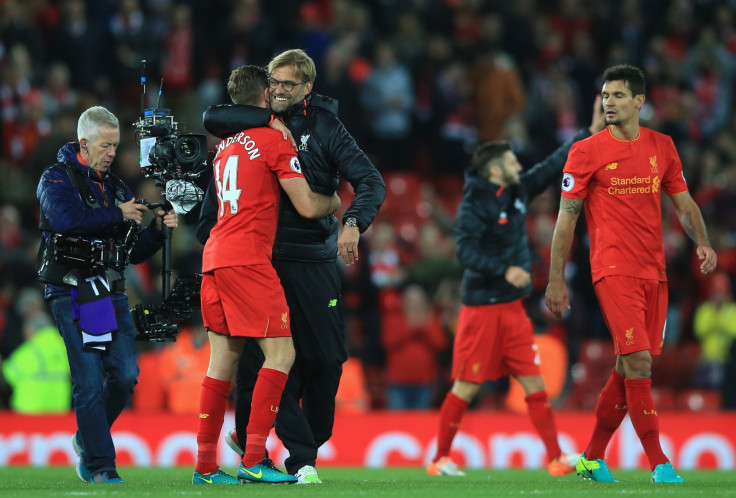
[1,467,736,497]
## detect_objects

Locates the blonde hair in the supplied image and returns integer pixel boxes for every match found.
[268,49,316,83]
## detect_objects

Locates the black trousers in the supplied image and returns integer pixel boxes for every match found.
[234,260,347,474]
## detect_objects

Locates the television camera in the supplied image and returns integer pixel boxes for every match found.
[131,61,209,342]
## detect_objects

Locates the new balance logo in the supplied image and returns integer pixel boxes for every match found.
[605,162,618,170]
[328,299,337,307]
[199,413,209,419]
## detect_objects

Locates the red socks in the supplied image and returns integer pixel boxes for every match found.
[525,391,561,462]
[243,368,288,467]
[433,391,469,462]
[625,378,667,470]
[196,376,231,474]
[586,368,627,460]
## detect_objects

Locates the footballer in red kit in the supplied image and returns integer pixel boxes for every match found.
[200,128,302,339]
[561,127,688,284]
[546,64,717,484]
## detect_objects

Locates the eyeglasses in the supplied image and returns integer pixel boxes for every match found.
[268,77,304,92]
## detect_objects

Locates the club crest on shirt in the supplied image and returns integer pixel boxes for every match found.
[650,155,658,173]
[298,134,310,151]
[561,173,575,192]
[289,156,302,174]
[625,327,634,345]
[281,312,289,329]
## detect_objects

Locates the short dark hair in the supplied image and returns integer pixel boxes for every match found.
[227,65,269,105]
[471,141,511,178]
[602,64,646,97]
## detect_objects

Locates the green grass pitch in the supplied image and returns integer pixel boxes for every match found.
[1,467,735,497]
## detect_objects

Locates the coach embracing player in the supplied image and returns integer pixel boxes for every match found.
[198,48,385,483]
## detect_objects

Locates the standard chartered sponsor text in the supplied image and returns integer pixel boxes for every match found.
[609,175,653,195]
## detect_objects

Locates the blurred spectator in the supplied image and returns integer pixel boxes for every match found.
[427,59,477,175]
[0,311,71,413]
[693,273,736,391]
[48,0,108,95]
[406,220,463,301]
[40,62,78,119]
[218,0,275,75]
[315,40,367,146]
[108,0,161,114]
[381,284,448,409]
[368,221,406,292]
[1,43,48,166]
[159,323,210,414]
[361,41,415,171]
[159,2,198,129]
[468,14,526,143]
[0,1,44,72]
[683,27,736,143]
[335,356,370,413]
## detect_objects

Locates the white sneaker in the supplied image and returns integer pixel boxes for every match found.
[427,456,466,476]
[295,465,322,484]
[224,428,244,457]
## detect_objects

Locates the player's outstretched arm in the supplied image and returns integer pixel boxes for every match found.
[280,177,341,219]
[670,191,718,274]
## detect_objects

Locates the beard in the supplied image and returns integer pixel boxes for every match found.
[270,94,297,114]
[503,171,520,186]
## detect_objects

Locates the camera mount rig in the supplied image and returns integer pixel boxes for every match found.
[131,60,209,342]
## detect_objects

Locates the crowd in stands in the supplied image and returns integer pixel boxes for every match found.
[1,0,736,413]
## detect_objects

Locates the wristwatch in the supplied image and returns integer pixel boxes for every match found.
[344,217,359,229]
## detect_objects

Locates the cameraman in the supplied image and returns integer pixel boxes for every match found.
[36,106,177,484]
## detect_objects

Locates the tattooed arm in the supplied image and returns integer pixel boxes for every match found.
[545,197,584,318]
[670,191,718,274]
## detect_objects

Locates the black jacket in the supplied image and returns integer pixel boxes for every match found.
[201,93,385,262]
[455,128,590,306]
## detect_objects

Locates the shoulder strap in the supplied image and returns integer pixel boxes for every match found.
[106,172,128,205]
[65,163,101,209]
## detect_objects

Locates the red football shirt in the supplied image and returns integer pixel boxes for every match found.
[561,126,688,283]
[202,128,302,271]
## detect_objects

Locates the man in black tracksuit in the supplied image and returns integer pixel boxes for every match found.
[427,97,605,477]
[198,49,385,483]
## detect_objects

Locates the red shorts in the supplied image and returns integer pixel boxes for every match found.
[594,275,667,355]
[200,265,291,338]
[451,300,540,383]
